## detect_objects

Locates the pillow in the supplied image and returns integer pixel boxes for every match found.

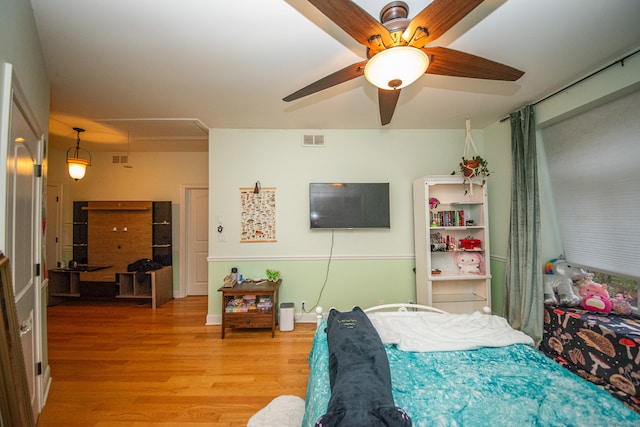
[314,306,412,426]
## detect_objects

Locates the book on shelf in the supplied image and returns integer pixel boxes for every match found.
[431,210,465,227]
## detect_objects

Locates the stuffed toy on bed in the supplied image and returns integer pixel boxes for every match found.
[314,307,412,427]
[579,279,612,314]
[543,259,584,306]
[611,294,633,316]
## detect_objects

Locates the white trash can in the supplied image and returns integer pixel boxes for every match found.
[279,302,295,332]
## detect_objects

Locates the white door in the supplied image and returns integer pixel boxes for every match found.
[186,188,209,295]
[6,88,42,418]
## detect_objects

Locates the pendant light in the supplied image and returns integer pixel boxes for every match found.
[66,127,91,181]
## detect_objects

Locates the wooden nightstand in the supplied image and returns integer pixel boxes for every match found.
[218,279,281,338]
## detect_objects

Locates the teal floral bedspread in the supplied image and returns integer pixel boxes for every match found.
[303,320,640,427]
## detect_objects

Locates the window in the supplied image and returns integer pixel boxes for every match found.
[591,270,638,312]
[541,89,640,312]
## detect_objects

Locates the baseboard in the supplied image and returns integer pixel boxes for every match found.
[296,311,322,323]
[206,313,221,325]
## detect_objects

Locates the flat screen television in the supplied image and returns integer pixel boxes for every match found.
[309,183,390,229]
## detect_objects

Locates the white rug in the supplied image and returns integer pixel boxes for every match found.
[247,395,305,427]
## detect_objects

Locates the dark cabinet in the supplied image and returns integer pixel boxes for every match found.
[72,201,88,264]
[152,201,172,266]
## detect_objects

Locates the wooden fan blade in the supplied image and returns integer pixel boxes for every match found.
[309,0,395,52]
[405,0,483,47]
[283,60,368,102]
[423,47,524,81]
[378,88,401,126]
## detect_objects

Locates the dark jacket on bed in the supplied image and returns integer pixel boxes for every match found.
[315,306,412,427]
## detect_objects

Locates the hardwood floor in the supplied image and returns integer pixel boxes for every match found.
[37,296,316,426]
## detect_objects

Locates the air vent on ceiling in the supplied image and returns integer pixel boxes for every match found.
[302,134,325,147]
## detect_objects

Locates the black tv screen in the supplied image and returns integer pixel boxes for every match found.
[309,183,390,229]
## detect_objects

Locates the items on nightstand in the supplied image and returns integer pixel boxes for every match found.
[223,274,237,288]
[267,269,280,282]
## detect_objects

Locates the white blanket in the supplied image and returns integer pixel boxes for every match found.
[368,311,534,352]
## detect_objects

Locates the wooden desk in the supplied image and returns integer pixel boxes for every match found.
[218,280,281,338]
[47,266,173,309]
[48,266,110,305]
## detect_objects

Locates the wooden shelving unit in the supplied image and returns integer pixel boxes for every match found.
[413,175,491,313]
[117,266,173,309]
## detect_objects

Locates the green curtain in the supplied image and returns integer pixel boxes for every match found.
[504,105,543,343]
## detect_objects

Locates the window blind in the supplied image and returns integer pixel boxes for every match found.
[540,89,640,279]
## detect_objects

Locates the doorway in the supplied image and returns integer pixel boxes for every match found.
[182,186,208,295]
[45,184,61,271]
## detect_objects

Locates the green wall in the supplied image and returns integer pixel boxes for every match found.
[208,258,416,317]
[207,128,488,318]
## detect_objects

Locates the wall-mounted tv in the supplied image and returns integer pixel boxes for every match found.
[309,183,390,229]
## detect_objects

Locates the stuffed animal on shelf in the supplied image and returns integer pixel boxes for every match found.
[543,259,585,306]
[578,279,612,314]
[454,252,484,275]
[611,293,633,316]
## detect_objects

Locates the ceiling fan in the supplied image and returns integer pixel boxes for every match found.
[283,0,524,125]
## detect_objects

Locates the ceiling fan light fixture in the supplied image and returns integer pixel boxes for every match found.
[66,127,92,181]
[364,46,429,90]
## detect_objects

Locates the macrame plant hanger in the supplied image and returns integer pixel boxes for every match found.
[463,115,479,195]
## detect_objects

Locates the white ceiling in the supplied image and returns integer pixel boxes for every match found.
[31,0,640,152]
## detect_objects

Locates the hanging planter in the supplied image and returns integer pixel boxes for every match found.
[462,158,479,177]
[456,155,490,181]
[451,116,490,194]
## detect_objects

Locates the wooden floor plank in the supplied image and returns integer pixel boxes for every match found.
[37,297,315,426]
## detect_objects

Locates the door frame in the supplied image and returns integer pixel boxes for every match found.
[46,184,63,270]
[179,184,208,298]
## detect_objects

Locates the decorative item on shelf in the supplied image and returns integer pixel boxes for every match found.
[454,252,484,275]
[429,197,440,210]
[266,269,280,282]
[66,127,92,181]
[459,238,482,251]
[451,116,490,195]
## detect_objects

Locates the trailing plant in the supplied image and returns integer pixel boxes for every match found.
[451,116,491,195]
[452,155,490,184]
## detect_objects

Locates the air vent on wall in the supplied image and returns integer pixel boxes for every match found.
[112,155,128,164]
[302,134,325,147]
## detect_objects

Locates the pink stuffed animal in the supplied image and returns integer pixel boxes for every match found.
[579,280,612,314]
[454,252,484,275]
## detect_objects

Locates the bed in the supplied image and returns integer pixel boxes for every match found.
[303,304,640,426]
[540,305,640,413]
